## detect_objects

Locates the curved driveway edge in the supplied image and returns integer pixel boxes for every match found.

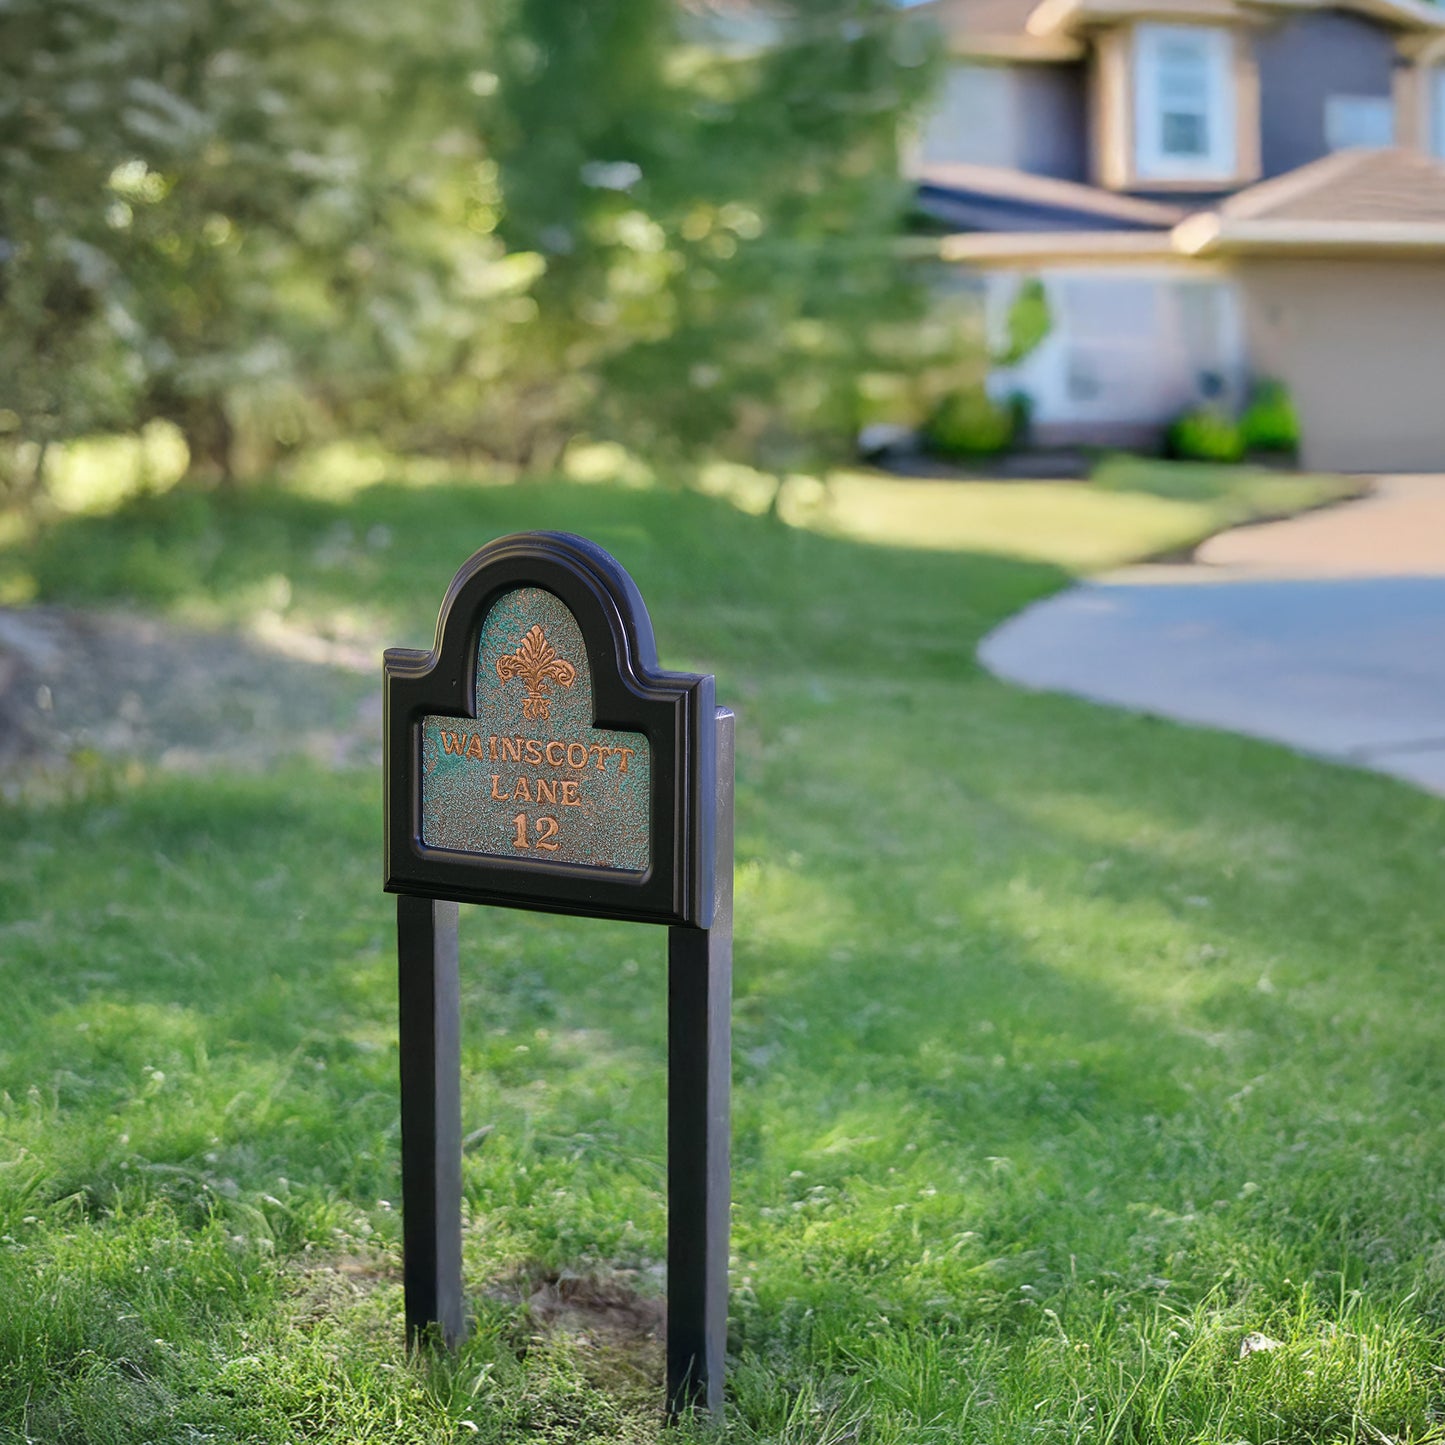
[978,477,1445,796]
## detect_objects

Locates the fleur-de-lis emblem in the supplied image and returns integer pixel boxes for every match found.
[495,624,577,719]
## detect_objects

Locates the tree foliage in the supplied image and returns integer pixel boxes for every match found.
[487,0,943,473]
[1,0,944,492]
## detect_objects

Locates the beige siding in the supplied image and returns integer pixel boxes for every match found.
[1395,59,1422,149]
[1234,29,1263,182]
[1236,258,1445,470]
[1093,27,1134,187]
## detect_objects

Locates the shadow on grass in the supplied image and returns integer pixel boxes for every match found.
[0,477,1070,669]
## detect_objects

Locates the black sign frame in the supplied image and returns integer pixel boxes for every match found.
[383,531,716,927]
[384,532,732,1419]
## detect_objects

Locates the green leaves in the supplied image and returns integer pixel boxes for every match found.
[1,0,949,493]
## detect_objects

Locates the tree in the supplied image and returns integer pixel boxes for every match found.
[0,0,498,490]
[483,0,944,476]
[0,0,947,493]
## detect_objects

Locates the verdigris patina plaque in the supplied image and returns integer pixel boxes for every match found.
[384,531,715,926]
[420,586,650,870]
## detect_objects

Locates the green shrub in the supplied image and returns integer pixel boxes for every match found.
[924,386,1016,458]
[1166,407,1245,463]
[1005,389,1033,446]
[1240,378,1300,454]
[995,277,1052,367]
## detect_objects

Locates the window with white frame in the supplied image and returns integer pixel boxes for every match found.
[1324,95,1394,150]
[1134,25,1237,181]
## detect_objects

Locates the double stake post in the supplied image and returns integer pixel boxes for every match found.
[396,710,734,1418]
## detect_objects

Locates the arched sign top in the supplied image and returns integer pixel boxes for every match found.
[384,532,716,927]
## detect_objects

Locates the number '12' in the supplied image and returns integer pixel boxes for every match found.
[512,813,559,851]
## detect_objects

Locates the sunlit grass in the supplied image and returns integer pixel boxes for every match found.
[811,463,1359,571]
[1,476,1440,1442]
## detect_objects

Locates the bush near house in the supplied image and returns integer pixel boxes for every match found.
[1167,380,1300,465]
[1239,379,1300,456]
[923,385,1018,458]
[1166,407,1247,464]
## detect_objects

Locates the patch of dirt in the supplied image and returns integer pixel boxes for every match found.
[287,1249,401,1335]
[490,1266,666,1387]
[0,605,381,785]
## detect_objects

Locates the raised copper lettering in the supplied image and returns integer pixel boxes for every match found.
[440,731,466,755]
[545,741,566,767]
[536,777,557,805]
[466,733,486,760]
[559,779,582,806]
[567,742,588,769]
[490,775,507,800]
[512,776,532,803]
[500,736,522,763]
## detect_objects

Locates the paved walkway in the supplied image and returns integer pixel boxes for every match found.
[979,476,1445,795]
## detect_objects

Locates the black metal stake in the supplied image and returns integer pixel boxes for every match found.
[666,708,734,1418]
[397,893,466,1350]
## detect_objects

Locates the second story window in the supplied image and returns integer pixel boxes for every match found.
[1134,25,1237,182]
[1324,96,1394,151]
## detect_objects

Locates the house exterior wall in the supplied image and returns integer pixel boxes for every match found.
[986,264,1247,445]
[1254,11,1399,177]
[1016,63,1090,179]
[921,62,1088,179]
[1236,257,1445,471]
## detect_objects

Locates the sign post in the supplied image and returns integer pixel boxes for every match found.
[383,532,732,1416]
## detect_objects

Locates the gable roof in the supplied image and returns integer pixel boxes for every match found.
[1028,0,1445,37]
[1175,148,1445,253]
[917,0,1445,58]
[917,161,1185,228]
[908,0,1085,58]
[1219,147,1445,223]
[929,150,1445,262]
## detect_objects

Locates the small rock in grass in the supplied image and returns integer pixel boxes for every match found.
[1239,1331,1283,1358]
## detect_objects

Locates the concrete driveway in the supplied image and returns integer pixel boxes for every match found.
[979,476,1445,795]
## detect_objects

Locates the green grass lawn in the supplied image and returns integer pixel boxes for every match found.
[2,468,1443,1443]
[800,459,1358,572]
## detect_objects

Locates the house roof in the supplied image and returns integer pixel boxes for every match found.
[908,0,1086,58]
[1247,0,1445,33]
[932,150,1445,262]
[1027,0,1445,38]
[917,0,1445,58]
[916,162,1186,227]
[940,229,1185,262]
[1175,149,1445,253]
[1219,147,1445,223]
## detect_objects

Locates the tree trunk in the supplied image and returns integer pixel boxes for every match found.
[179,399,236,488]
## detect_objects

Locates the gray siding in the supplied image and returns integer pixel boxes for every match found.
[1255,10,1399,177]
[1015,64,1089,180]
[920,62,1088,180]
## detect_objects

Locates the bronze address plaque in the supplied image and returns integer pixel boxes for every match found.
[420,586,651,870]
[384,531,716,926]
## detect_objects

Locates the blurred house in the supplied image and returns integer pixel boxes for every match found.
[912,0,1445,469]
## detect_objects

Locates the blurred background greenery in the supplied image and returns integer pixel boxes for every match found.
[0,0,982,506]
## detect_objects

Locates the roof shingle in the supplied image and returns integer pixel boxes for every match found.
[1220,148,1445,225]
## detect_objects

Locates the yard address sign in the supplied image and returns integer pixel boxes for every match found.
[384,532,733,1416]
